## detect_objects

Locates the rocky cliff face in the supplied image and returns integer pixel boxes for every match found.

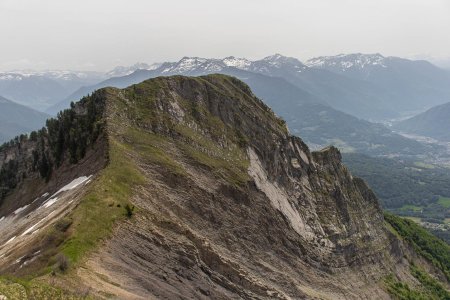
[74,75,412,299]
[0,75,447,299]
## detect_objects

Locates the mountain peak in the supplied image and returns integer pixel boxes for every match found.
[259,54,306,69]
[262,53,286,61]
[262,53,299,63]
[222,56,252,69]
[160,57,224,74]
[106,62,161,77]
[179,56,207,62]
[306,53,387,70]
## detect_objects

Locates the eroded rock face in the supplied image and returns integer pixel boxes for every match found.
[75,75,403,299]
[2,75,436,298]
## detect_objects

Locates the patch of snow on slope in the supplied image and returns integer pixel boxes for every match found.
[13,205,29,215]
[40,175,91,209]
[42,197,58,209]
[53,175,92,196]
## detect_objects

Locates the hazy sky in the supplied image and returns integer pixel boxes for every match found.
[1,0,449,71]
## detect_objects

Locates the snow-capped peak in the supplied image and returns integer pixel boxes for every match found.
[160,57,227,74]
[106,62,161,77]
[158,54,309,74]
[262,53,286,61]
[259,53,306,69]
[306,53,387,70]
[178,57,211,70]
[222,56,252,69]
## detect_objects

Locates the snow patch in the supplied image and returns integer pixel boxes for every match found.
[13,205,29,215]
[42,197,58,209]
[53,175,92,196]
[39,175,91,209]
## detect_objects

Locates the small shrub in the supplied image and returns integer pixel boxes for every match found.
[125,204,135,218]
[54,218,72,232]
[56,254,69,272]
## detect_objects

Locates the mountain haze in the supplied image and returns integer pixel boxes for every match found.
[0,71,105,111]
[394,102,450,142]
[306,53,450,116]
[0,96,49,143]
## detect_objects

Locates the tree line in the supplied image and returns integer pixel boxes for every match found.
[0,91,106,205]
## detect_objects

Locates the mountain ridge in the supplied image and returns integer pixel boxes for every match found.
[0,75,448,298]
[394,102,450,141]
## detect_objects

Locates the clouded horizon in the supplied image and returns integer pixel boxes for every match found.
[1,0,449,71]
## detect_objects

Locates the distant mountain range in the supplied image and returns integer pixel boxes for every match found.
[0,70,105,111]
[105,62,162,78]
[45,60,442,158]
[48,54,450,121]
[43,63,438,156]
[3,53,449,120]
[306,53,450,116]
[0,96,49,143]
[3,53,449,159]
[394,102,450,141]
